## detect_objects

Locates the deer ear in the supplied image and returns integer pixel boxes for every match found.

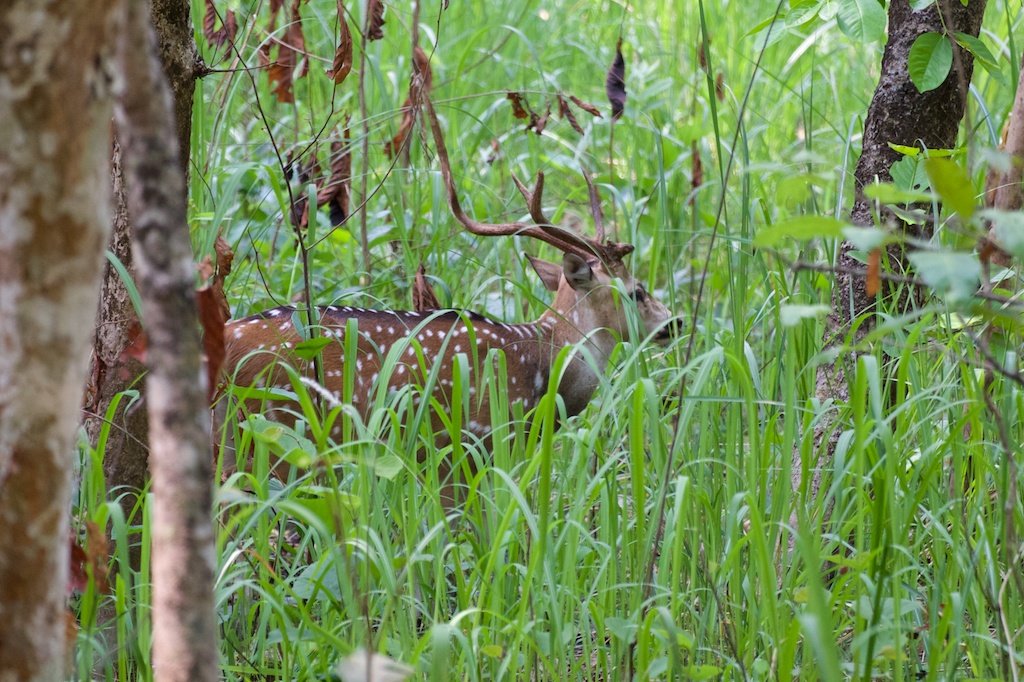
[526,254,563,292]
[561,253,595,291]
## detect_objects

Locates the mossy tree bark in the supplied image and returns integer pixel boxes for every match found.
[0,1,123,679]
[115,0,217,679]
[791,0,988,554]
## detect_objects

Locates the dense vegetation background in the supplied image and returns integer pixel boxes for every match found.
[67,0,1024,679]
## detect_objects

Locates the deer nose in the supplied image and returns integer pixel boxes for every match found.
[653,317,682,344]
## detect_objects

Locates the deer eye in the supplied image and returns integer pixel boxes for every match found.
[631,285,647,304]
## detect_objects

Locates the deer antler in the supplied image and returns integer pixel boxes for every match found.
[422,95,634,264]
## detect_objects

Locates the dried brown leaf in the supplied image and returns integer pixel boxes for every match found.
[412,45,433,94]
[385,99,415,158]
[202,0,218,46]
[558,95,584,135]
[413,264,441,311]
[532,102,551,136]
[569,95,602,118]
[327,11,353,84]
[367,0,386,40]
[507,92,530,119]
[715,72,724,101]
[319,124,352,226]
[605,38,626,121]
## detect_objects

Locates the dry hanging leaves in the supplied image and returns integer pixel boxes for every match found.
[367,0,386,40]
[385,47,433,158]
[413,264,441,311]
[569,95,601,118]
[68,522,111,595]
[558,95,584,134]
[267,0,310,103]
[319,124,352,225]
[605,38,626,121]
[507,92,530,119]
[203,0,237,50]
[530,103,551,136]
[327,3,354,85]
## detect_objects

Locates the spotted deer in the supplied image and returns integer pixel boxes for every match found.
[218,98,676,499]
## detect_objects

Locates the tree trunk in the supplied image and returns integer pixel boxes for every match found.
[116,0,218,680]
[150,0,200,175]
[85,0,201,575]
[793,0,988,545]
[84,137,152,565]
[0,1,123,679]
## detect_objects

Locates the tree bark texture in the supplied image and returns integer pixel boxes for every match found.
[84,136,151,564]
[0,1,123,680]
[85,0,200,575]
[116,0,218,680]
[793,0,988,539]
[149,0,200,174]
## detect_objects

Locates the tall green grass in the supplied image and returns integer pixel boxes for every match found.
[69,0,1024,679]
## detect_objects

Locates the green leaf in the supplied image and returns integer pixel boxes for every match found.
[981,209,1024,261]
[955,32,1000,69]
[780,304,831,328]
[842,226,891,251]
[369,453,404,480]
[924,157,975,220]
[244,414,317,468]
[835,0,886,43]
[908,251,980,303]
[685,666,723,681]
[294,336,333,360]
[606,617,638,643]
[908,32,953,92]
[754,215,847,247]
[955,32,1007,86]
[862,182,932,206]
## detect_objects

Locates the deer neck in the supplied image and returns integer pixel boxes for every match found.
[532,298,618,418]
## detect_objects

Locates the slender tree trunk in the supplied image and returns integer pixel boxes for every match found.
[116,0,218,680]
[792,0,988,546]
[86,0,201,577]
[0,1,123,679]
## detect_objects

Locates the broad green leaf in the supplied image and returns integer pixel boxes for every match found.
[370,453,404,480]
[294,336,333,360]
[480,644,503,658]
[836,0,886,43]
[244,415,317,468]
[780,304,831,327]
[981,209,1024,261]
[888,143,922,157]
[685,666,723,681]
[908,251,980,303]
[862,182,932,205]
[889,156,931,194]
[842,226,891,251]
[606,617,638,643]
[924,157,975,219]
[755,215,846,247]
[908,32,953,92]
[955,32,1007,86]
